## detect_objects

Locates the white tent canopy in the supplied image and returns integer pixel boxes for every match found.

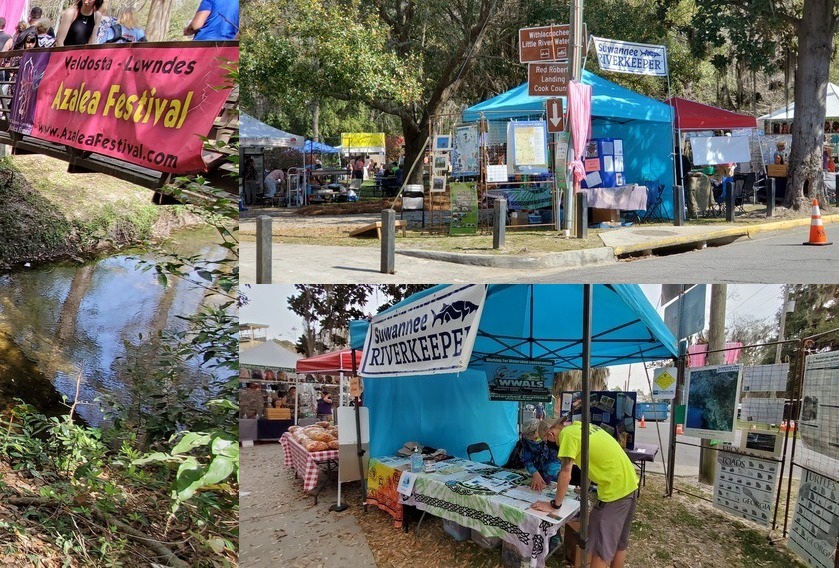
[758,83,839,121]
[240,341,301,372]
[241,112,305,148]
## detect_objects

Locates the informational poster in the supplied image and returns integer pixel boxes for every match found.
[359,284,488,377]
[560,391,637,450]
[691,135,751,166]
[449,182,479,235]
[788,469,839,568]
[652,367,677,399]
[451,125,480,177]
[799,351,839,461]
[481,356,554,402]
[486,164,508,183]
[684,364,743,442]
[742,364,789,392]
[507,121,548,175]
[740,398,785,426]
[713,449,778,527]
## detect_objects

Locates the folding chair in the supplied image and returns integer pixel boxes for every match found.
[466,442,497,466]
[347,178,363,201]
[641,180,667,222]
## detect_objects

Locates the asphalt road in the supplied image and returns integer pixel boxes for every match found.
[532,227,839,283]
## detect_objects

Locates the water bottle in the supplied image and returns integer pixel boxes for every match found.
[411,446,423,473]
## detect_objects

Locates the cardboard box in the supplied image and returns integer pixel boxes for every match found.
[590,207,620,224]
[264,407,291,420]
[510,211,530,226]
[564,521,591,568]
[767,164,788,178]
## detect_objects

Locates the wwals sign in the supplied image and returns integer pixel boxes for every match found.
[360,285,487,377]
[10,44,238,173]
[528,62,569,96]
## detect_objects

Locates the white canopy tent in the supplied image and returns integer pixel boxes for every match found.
[758,83,839,123]
[240,341,301,372]
[240,112,305,149]
[240,112,307,205]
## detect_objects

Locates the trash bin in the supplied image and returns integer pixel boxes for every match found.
[402,184,424,210]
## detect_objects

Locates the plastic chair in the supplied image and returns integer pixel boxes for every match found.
[466,442,497,466]
[641,181,667,222]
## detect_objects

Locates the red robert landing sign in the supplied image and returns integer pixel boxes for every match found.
[10,44,238,174]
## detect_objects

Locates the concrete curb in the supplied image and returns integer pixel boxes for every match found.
[398,246,616,269]
[609,213,839,256]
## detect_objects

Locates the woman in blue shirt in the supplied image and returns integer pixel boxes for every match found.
[519,421,560,491]
[184,0,239,40]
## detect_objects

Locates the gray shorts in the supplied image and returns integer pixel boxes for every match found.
[588,492,637,562]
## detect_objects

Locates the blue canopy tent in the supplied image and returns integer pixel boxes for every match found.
[304,140,340,153]
[463,71,676,218]
[349,284,678,462]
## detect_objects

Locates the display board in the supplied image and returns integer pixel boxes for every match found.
[684,364,742,442]
[560,391,637,450]
[690,135,751,166]
[449,182,479,235]
[481,356,553,402]
[788,468,839,568]
[740,398,785,426]
[451,125,480,177]
[581,137,624,189]
[742,364,789,392]
[799,351,839,465]
[337,406,370,483]
[713,449,778,527]
[506,121,549,175]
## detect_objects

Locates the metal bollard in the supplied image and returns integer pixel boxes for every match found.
[256,215,272,284]
[575,192,588,239]
[725,180,735,222]
[381,209,395,274]
[767,178,775,217]
[493,198,506,249]
[673,185,685,227]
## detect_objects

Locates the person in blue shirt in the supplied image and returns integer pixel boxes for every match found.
[184,0,239,41]
[519,420,561,491]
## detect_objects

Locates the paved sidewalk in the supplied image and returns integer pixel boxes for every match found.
[240,211,839,283]
[240,442,376,568]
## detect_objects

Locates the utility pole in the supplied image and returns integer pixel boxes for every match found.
[565,0,585,234]
[775,285,790,364]
[699,284,727,484]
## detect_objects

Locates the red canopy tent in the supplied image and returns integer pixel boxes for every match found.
[296,349,361,374]
[665,97,757,131]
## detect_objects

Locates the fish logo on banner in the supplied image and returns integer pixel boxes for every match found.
[360,284,488,377]
[592,36,668,76]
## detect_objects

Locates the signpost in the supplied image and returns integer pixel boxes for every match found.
[519,24,572,63]
[545,98,564,133]
[527,62,569,96]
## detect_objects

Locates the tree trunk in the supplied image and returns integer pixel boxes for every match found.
[311,99,320,143]
[146,0,174,42]
[401,115,426,185]
[784,0,838,210]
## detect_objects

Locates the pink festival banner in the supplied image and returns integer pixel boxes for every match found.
[10,43,238,173]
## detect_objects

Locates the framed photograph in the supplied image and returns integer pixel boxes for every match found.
[684,364,743,442]
[434,135,452,152]
[431,175,447,193]
[433,154,449,171]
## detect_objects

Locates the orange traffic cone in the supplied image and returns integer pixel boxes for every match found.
[803,199,833,246]
[780,420,788,432]
[640,415,647,428]
[676,423,684,435]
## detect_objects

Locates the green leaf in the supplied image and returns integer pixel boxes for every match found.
[202,456,235,485]
[171,432,212,455]
[175,458,206,501]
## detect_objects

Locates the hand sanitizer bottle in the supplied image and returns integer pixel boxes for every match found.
[411,446,423,473]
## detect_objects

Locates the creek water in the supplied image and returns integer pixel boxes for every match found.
[0,226,227,425]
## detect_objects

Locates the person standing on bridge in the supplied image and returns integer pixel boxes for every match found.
[0,18,13,52]
[55,0,104,47]
[184,0,239,41]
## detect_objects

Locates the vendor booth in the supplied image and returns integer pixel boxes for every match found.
[665,97,759,217]
[463,70,675,221]
[347,284,677,567]
[295,349,363,414]
[239,341,301,441]
[240,112,306,205]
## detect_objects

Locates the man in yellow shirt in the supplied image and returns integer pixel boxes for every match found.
[532,416,638,568]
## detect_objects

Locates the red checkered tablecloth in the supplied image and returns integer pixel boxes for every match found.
[280,432,339,492]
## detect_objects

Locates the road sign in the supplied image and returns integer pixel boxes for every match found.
[545,98,564,133]
[519,24,571,63]
[528,62,569,96]
[653,367,677,399]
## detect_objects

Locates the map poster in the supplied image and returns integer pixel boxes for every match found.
[684,364,742,442]
[506,121,549,175]
[449,182,478,236]
[788,468,839,568]
[713,449,778,527]
[799,351,839,461]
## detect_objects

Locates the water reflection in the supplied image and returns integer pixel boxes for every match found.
[0,228,227,425]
